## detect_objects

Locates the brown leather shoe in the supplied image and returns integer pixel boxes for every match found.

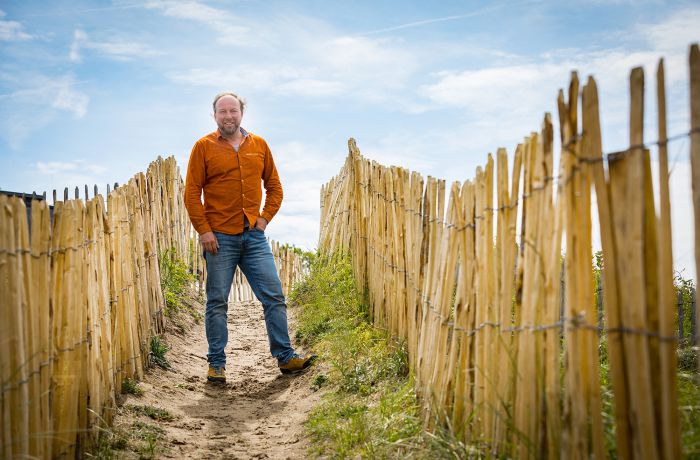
[278,354,317,375]
[207,365,226,383]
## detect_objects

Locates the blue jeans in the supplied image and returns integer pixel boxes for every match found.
[204,229,295,368]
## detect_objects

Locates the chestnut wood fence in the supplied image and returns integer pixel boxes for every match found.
[319,46,700,459]
[1,156,305,458]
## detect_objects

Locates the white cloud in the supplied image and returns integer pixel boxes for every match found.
[70,28,158,62]
[36,160,107,175]
[0,10,33,41]
[644,5,700,54]
[359,133,438,174]
[310,36,418,96]
[145,0,252,46]
[358,4,508,36]
[52,80,89,118]
[69,29,86,62]
[275,141,332,175]
[167,67,295,91]
[0,74,89,148]
[267,213,320,250]
[274,78,345,97]
[36,161,78,173]
[158,8,419,104]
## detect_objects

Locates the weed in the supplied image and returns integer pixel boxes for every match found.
[289,252,367,346]
[149,335,171,369]
[312,374,328,391]
[121,378,144,396]
[125,404,176,422]
[88,425,129,459]
[678,371,700,457]
[678,347,698,372]
[87,420,166,459]
[159,248,198,319]
[131,421,166,459]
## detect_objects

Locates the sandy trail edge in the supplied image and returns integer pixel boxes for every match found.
[115,300,323,459]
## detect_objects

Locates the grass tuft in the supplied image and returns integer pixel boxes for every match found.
[121,377,144,396]
[312,374,328,391]
[149,336,171,370]
[125,404,176,422]
[88,420,166,459]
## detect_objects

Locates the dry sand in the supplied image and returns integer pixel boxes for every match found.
[115,299,323,459]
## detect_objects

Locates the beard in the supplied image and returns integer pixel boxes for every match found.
[218,121,239,136]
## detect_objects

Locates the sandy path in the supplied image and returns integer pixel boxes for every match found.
[121,300,322,459]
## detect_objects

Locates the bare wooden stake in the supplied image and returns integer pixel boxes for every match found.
[656,56,683,460]
[689,43,700,375]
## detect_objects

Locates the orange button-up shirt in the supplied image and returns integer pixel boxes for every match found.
[184,128,283,235]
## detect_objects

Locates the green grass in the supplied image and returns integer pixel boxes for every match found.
[121,377,144,396]
[677,348,700,458]
[125,404,176,422]
[159,249,202,329]
[88,421,166,459]
[291,252,467,459]
[599,343,700,458]
[149,335,171,370]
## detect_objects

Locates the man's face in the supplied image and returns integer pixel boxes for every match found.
[214,96,243,136]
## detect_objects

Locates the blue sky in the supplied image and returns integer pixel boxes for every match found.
[1,0,699,277]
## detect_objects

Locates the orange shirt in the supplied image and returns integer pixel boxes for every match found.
[184,128,283,235]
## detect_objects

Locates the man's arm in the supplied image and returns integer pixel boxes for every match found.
[260,143,283,225]
[184,142,218,253]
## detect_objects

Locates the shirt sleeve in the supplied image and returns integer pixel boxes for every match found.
[184,141,212,235]
[260,141,283,223]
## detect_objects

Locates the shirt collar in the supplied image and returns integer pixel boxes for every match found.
[217,127,249,140]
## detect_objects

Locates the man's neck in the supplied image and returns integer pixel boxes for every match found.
[220,128,243,147]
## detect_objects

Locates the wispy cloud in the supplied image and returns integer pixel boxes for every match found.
[274,78,345,97]
[70,28,159,62]
[167,67,298,91]
[419,3,700,138]
[357,1,542,36]
[0,74,89,148]
[145,0,252,46]
[167,31,417,102]
[643,5,700,56]
[36,160,106,175]
[51,77,89,118]
[358,5,507,36]
[0,10,34,41]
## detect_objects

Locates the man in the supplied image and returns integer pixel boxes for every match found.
[184,92,315,383]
